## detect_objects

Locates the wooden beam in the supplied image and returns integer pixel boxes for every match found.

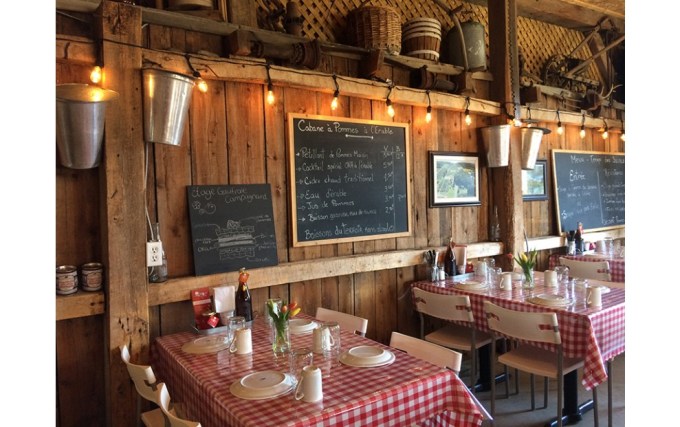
[148,242,505,306]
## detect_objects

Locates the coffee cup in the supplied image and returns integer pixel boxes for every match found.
[500,272,513,290]
[295,365,323,402]
[586,285,603,308]
[544,270,558,287]
[312,326,334,354]
[229,327,252,355]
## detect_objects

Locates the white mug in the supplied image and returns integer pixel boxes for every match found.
[229,328,252,355]
[295,365,323,402]
[500,272,513,290]
[544,270,558,287]
[587,286,603,308]
[312,327,334,354]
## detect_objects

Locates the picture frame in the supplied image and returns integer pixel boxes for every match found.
[429,152,481,207]
[522,159,548,201]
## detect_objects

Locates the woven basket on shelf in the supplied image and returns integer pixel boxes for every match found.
[347,5,401,55]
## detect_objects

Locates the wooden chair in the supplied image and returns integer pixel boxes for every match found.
[157,383,202,427]
[119,344,165,427]
[389,332,493,425]
[483,301,599,427]
[559,257,611,281]
[412,287,492,392]
[315,307,368,336]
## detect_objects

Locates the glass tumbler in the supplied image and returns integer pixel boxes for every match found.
[289,347,314,386]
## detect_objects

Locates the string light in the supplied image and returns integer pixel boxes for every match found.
[385,84,395,118]
[556,109,564,135]
[579,113,586,139]
[331,74,340,111]
[464,97,471,126]
[601,118,609,139]
[90,65,103,84]
[621,120,625,142]
[265,64,275,105]
[186,54,208,93]
[425,90,432,123]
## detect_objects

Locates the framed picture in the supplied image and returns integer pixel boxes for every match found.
[522,159,548,201]
[429,152,481,207]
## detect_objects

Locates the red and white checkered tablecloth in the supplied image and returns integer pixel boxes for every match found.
[549,253,625,283]
[152,315,484,427]
[411,275,625,391]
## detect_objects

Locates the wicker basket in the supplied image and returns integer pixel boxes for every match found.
[347,5,401,55]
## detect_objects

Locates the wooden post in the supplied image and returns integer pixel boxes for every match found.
[97,2,146,426]
[487,0,525,269]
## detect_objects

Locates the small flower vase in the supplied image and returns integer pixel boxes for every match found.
[272,320,291,357]
[522,267,535,289]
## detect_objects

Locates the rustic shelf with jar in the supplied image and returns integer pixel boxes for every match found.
[56,291,105,321]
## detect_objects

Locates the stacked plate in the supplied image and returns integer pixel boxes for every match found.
[454,280,487,291]
[230,371,294,400]
[339,345,396,367]
[181,335,229,354]
[527,293,574,307]
[289,318,318,335]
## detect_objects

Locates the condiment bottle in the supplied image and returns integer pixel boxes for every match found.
[235,267,253,322]
[490,205,501,242]
[444,238,457,277]
[574,224,583,254]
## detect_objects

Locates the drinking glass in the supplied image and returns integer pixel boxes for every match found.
[226,315,246,346]
[264,298,282,343]
[289,347,313,386]
[554,265,570,283]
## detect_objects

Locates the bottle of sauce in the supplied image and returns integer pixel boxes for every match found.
[444,238,457,277]
[235,267,253,322]
[574,223,583,254]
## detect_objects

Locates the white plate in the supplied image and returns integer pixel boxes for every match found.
[527,294,574,307]
[288,318,318,335]
[454,280,487,291]
[340,347,396,367]
[181,335,229,354]
[230,371,294,400]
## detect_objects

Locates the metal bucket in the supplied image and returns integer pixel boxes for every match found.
[481,124,511,168]
[56,84,118,169]
[143,68,195,146]
[443,20,486,70]
[520,127,549,170]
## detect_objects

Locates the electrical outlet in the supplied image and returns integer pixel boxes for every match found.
[147,241,163,267]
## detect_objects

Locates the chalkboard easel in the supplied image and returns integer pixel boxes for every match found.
[551,149,625,233]
[287,113,412,247]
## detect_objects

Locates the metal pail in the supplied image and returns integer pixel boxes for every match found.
[520,127,548,170]
[481,125,511,167]
[143,68,195,146]
[56,84,119,169]
[443,20,486,71]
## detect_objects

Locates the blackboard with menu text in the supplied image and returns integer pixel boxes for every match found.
[551,149,625,233]
[187,184,278,276]
[288,113,412,246]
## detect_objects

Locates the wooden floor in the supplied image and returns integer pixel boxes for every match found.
[467,353,625,426]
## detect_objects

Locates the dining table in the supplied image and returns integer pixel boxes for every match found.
[410,272,625,426]
[549,253,625,283]
[151,313,485,427]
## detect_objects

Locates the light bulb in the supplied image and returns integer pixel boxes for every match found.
[90,65,102,84]
[513,118,522,127]
[267,85,275,105]
[386,99,395,118]
[331,91,339,111]
[196,78,208,93]
[621,131,626,142]
[557,123,564,135]
[426,106,432,123]
[464,112,471,126]
[602,129,609,139]
[579,127,586,139]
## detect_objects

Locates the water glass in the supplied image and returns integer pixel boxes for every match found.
[488,267,502,288]
[226,315,246,346]
[289,347,314,386]
[554,265,570,283]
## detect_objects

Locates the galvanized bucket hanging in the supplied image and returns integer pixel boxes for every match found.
[520,127,550,170]
[481,124,511,167]
[143,68,196,146]
[56,84,119,169]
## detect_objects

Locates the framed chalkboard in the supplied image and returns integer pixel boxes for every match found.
[187,184,278,276]
[551,150,625,233]
[287,113,412,247]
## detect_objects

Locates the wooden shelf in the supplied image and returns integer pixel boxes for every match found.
[56,290,105,321]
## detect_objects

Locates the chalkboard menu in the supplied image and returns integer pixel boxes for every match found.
[551,149,625,233]
[288,113,412,247]
[187,184,278,276]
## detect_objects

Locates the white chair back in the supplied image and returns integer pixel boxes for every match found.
[157,383,202,427]
[315,307,368,336]
[389,332,463,374]
[483,301,561,345]
[120,344,160,404]
[412,288,474,323]
[559,257,611,281]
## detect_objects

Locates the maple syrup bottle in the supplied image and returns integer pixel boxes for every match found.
[234,268,253,322]
[444,238,457,277]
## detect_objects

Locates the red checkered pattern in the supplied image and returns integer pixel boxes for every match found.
[549,254,625,283]
[152,315,484,427]
[411,276,625,391]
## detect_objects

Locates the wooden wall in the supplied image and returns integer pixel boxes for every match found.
[55,2,624,426]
